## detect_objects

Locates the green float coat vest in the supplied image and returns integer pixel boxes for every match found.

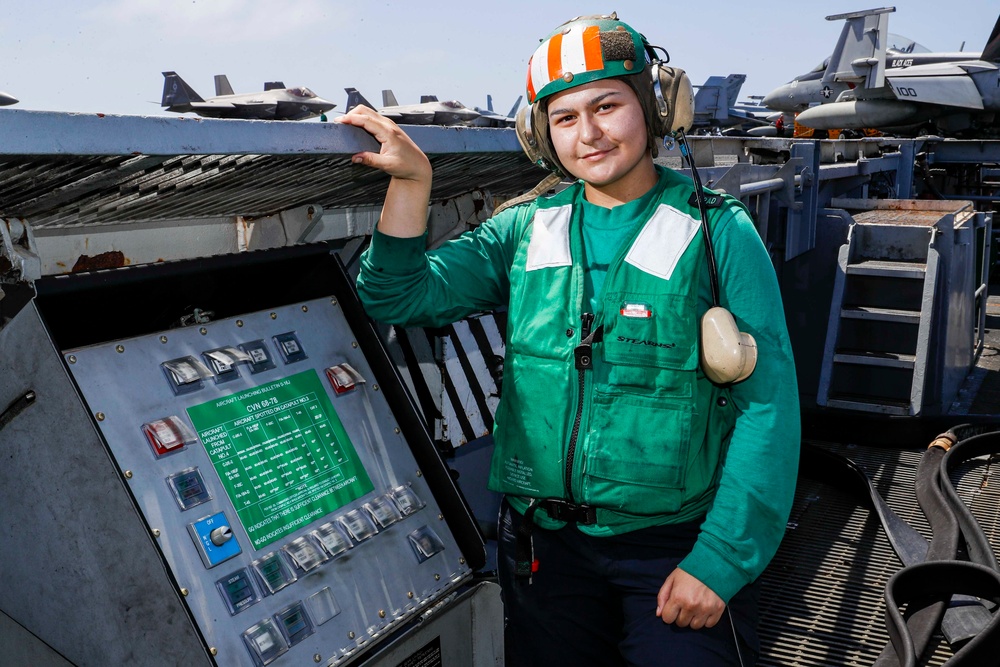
[495,177,739,533]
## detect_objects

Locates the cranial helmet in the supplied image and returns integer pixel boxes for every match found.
[516,12,695,175]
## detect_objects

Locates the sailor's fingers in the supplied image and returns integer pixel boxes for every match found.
[335,106,430,181]
[335,105,395,137]
[350,150,421,176]
[335,105,411,151]
[656,568,725,630]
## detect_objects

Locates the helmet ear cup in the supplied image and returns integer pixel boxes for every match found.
[515,104,544,165]
[650,64,695,136]
[515,103,566,176]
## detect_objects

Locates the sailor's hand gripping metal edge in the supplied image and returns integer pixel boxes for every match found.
[335,106,432,238]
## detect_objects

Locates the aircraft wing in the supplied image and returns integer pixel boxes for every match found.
[186,100,280,120]
[729,110,771,127]
[189,101,237,110]
[183,101,239,118]
[824,7,892,89]
[394,110,436,125]
[886,62,993,109]
[377,109,405,123]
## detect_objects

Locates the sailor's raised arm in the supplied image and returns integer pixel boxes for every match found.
[335,106,432,238]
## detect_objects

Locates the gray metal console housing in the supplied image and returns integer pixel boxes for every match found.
[0,245,485,666]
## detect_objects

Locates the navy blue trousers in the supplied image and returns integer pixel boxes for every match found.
[497,499,759,667]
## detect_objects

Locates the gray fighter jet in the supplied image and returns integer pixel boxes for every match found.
[472,95,522,128]
[161,72,335,120]
[783,8,1000,136]
[761,32,946,113]
[344,88,481,125]
[0,91,18,106]
[691,74,769,134]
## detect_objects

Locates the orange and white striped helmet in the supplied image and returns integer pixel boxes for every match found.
[526,13,650,104]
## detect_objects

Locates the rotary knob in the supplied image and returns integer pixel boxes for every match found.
[210,525,233,546]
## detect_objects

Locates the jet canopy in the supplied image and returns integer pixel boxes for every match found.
[887,34,931,55]
[287,87,318,99]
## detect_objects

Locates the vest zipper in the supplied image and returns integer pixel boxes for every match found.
[566,312,597,501]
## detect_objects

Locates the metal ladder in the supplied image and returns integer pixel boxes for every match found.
[817,221,939,415]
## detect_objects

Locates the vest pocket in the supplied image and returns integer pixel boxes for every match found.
[582,390,691,515]
[601,291,697,371]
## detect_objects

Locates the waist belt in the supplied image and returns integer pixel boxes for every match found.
[514,498,597,582]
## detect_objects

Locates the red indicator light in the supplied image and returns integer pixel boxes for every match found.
[325,365,357,394]
[142,417,192,457]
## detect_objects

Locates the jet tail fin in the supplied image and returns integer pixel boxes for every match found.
[723,74,746,109]
[214,75,234,97]
[382,90,399,107]
[823,7,893,89]
[506,95,523,117]
[694,75,745,122]
[694,77,725,121]
[982,15,1000,62]
[345,87,377,112]
[161,71,205,108]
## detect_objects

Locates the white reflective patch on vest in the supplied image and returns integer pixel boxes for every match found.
[624,204,700,280]
[526,205,573,271]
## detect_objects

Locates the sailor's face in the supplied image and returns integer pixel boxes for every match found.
[546,78,651,190]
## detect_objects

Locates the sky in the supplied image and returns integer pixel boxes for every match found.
[1,1,998,119]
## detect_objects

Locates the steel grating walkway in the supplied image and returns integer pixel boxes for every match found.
[758,441,1000,666]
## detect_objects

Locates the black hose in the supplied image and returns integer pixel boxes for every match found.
[800,425,1000,665]
[800,444,928,565]
[873,445,958,667]
[885,561,1000,667]
[941,430,1000,575]
[0,389,35,432]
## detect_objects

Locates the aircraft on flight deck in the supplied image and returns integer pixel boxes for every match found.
[761,33,949,113]
[779,7,1000,136]
[0,91,18,106]
[472,94,522,128]
[344,88,481,125]
[161,72,336,120]
[690,74,770,134]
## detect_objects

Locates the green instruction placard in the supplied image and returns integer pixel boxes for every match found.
[187,370,374,550]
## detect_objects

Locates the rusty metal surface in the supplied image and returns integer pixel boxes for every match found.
[851,209,952,226]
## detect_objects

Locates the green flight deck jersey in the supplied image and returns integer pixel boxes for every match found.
[357,166,800,603]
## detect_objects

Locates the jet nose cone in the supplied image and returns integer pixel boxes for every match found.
[761,87,787,111]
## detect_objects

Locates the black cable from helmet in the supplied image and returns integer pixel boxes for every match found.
[675,129,721,308]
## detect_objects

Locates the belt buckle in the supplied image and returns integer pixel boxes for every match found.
[546,499,596,525]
